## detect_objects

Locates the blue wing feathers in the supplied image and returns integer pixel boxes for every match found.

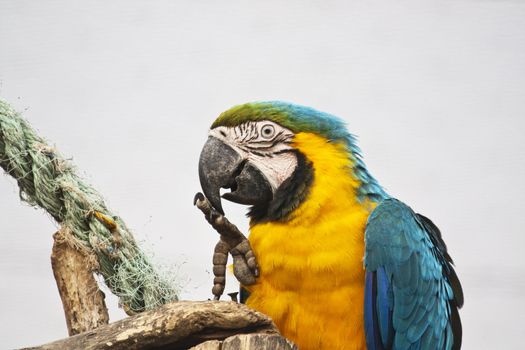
[364,271,383,350]
[365,268,394,350]
[416,214,464,309]
[364,271,376,349]
[364,199,463,349]
[376,267,394,347]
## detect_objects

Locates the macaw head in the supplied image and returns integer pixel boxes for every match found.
[199,101,386,222]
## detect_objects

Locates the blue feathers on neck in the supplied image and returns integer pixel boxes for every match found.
[263,101,390,203]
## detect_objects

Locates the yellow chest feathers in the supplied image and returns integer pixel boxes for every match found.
[245,133,375,350]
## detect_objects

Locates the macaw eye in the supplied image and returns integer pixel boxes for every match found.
[261,124,275,139]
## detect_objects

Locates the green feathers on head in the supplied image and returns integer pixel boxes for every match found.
[212,101,348,143]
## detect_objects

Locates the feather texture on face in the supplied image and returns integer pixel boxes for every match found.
[208,121,298,192]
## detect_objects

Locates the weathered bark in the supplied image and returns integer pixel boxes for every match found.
[51,227,109,335]
[23,301,279,350]
[191,334,298,350]
[191,340,222,350]
[222,334,297,350]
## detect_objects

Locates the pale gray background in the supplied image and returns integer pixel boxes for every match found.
[1,1,524,349]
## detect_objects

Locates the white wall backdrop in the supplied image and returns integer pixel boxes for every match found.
[1,1,524,348]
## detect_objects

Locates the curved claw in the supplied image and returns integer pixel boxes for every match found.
[193,192,205,205]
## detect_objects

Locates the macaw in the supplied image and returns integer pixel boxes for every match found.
[198,102,463,350]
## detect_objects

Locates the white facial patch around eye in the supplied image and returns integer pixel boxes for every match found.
[209,121,294,151]
[208,126,234,144]
[208,121,298,191]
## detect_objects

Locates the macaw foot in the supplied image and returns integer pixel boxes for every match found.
[211,237,259,300]
[194,192,259,301]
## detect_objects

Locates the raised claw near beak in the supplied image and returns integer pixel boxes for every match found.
[195,192,259,300]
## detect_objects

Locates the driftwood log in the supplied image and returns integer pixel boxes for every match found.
[191,334,297,350]
[22,301,290,350]
[219,335,296,350]
[51,227,109,335]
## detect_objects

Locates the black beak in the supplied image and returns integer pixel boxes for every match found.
[198,136,273,215]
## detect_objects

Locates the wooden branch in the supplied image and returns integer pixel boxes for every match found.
[191,334,298,350]
[22,301,279,350]
[51,227,109,335]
